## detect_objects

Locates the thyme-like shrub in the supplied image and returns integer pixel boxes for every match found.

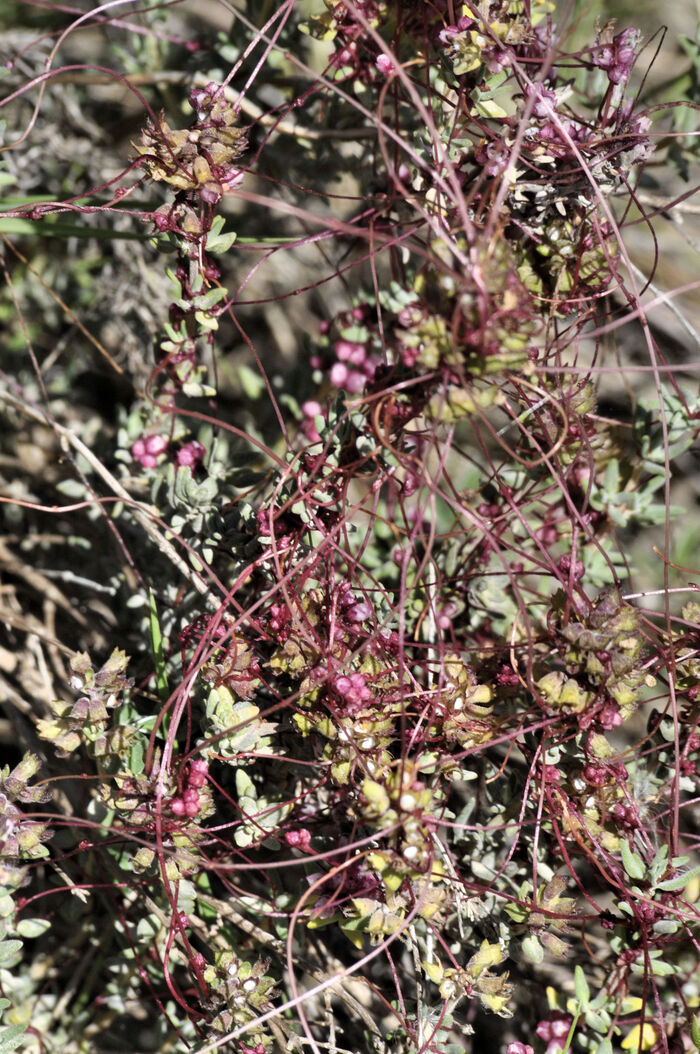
[0,2,699,1053]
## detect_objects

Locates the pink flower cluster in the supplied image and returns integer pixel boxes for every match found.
[597,701,623,730]
[131,435,206,471]
[438,14,512,74]
[285,827,312,850]
[526,83,559,119]
[375,54,395,76]
[175,440,206,468]
[610,799,640,829]
[132,434,168,469]
[438,14,473,44]
[170,759,208,818]
[338,585,373,625]
[328,338,381,394]
[558,554,584,581]
[267,603,291,635]
[334,672,371,709]
[496,664,520,687]
[519,84,599,160]
[536,1014,573,1054]
[300,400,324,444]
[592,27,640,85]
[313,303,387,394]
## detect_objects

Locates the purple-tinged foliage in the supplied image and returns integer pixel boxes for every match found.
[1,1,699,1052]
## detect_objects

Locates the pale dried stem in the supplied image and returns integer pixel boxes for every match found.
[0,386,212,598]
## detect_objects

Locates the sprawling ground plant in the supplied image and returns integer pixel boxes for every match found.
[0,1,699,1052]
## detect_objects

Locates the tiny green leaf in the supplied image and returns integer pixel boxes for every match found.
[650,958,677,977]
[620,840,646,881]
[574,965,590,1005]
[652,918,680,935]
[584,1009,610,1034]
[16,918,50,939]
[149,590,170,702]
[0,1023,26,1054]
[656,864,700,892]
[0,940,22,963]
[691,1012,700,1051]
[522,934,544,963]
